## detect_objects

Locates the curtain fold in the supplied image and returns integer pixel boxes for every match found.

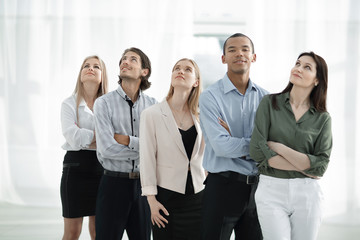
[0,0,194,206]
[0,0,359,222]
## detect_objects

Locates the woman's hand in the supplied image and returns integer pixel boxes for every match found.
[268,141,312,171]
[218,117,231,136]
[88,131,96,149]
[147,195,169,228]
[300,171,321,179]
[88,142,96,149]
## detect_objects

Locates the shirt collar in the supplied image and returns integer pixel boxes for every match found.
[116,84,142,101]
[73,93,86,107]
[283,91,317,113]
[74,94,93,114]
[79,98,86,107]
[222,73,257,94]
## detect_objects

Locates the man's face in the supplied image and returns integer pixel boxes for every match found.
[221,37,256,75]
[119,51,148,81]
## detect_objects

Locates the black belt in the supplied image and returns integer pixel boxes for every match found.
[104,170,140,179]
[216,171,258,185]
[63,163,80,167]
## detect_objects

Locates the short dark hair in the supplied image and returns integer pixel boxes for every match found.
[118,47,152,90]
[223,33,255,55]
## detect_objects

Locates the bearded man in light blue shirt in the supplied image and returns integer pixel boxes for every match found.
[199,33,268,240]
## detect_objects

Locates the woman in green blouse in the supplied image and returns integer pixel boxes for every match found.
[249,52,332,240]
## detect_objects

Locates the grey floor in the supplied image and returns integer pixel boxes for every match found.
[0,202,359,240]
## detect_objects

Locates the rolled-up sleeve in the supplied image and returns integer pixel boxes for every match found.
[304,116,332,176]
[250,96,277,168]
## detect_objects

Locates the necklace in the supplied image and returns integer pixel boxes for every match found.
[169,104,187,128]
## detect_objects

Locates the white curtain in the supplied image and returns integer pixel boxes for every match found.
[1,0,359,225]
[0,0,194,206]
[247,0,360,222]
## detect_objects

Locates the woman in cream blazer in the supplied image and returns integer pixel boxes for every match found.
[140,58,205,240]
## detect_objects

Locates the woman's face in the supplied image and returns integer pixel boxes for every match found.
[81,58,102,85]
[171,60,199,91]
[289,55,319,89]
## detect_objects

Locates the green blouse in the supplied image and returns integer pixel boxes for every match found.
[249,92,332,178]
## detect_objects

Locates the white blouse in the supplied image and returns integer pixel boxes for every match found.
[61,94,95,151]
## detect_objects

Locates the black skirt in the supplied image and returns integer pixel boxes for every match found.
[152,172,204,240]
[60,150,103,218]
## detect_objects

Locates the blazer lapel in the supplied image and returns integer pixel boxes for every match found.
[159,100,188,158]
[190,113,201,161]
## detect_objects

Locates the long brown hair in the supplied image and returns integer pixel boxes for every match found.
[74,55,108,124]
[271,51,328,112]
[166,58,202,119]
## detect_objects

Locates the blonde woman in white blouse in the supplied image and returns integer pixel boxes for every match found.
[60,55,108,240]
[140,58,205,240]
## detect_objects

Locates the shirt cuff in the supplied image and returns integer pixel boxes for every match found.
[258,141,278,168]
[128,136,139,151]
[141,186,157,196]
[81,129,94,148]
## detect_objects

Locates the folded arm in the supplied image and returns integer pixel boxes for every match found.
[94,98,138,160]
[200,92,250,159]
[61,101,94,149]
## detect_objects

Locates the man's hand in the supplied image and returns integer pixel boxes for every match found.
[114,134,130,146]
[218,117,231,136]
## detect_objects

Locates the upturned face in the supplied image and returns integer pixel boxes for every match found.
[171,60,199,91]
[119,51,148,81]
[289,55,319,89]
[81,58,102,85]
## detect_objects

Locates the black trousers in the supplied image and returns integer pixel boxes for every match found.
[95,174,151,240]
[202,173,262,240]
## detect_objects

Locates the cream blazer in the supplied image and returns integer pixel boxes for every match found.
[140,100,205,195]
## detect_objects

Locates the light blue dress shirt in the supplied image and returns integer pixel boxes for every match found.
[199,74,268,175]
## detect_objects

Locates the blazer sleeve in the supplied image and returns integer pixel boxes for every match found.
[140,107,158,196]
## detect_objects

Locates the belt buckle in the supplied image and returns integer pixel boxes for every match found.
[129,172,139,179]
[246,175,257,185]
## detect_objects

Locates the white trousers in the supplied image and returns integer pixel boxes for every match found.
[255,175,324,240]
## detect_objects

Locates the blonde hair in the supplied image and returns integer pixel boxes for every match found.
[166,58,202,120]
[73,55,108,123]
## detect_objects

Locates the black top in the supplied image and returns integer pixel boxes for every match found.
[179,125,197,160]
